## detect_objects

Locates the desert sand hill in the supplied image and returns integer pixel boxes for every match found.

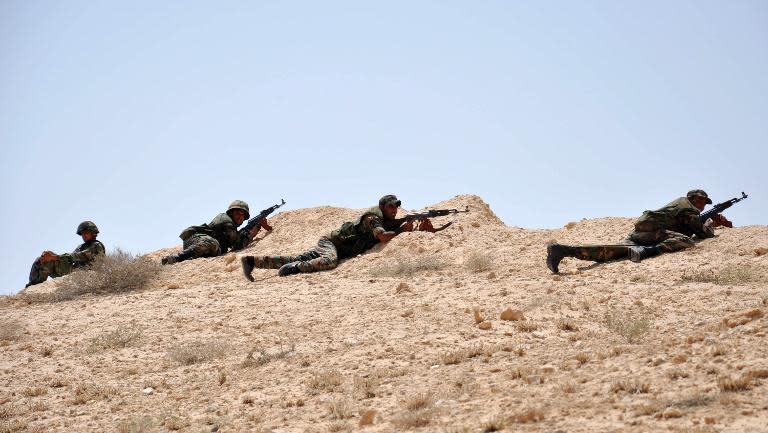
[2,195,767,433]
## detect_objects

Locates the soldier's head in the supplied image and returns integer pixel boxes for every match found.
[227,200,251,225]
[76,221,99,242]
[687,189,712,211]
[378,194,401,219]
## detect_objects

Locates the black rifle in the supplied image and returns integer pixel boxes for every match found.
[699,192,748,223]
[386,206,470,233]
[239,199,286,235]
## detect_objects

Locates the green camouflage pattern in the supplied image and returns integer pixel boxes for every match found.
[327,207,386,259]
[181,233,221,259]
[251,237,339,273]
[634,197,714,239]
[179,213,254,255]
[27,240,105,285]
[563,196,712,263]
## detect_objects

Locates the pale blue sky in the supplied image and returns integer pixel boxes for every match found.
[1,1,766,294]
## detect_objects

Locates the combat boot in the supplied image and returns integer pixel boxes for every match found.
[546,243,571,274]
[161,249,194,266]
[628,246,661,263]
[278,261,302,277]
[241,256,255,282]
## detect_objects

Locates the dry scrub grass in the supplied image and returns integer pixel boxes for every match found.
[464,250,493,272]
[681,264,767,285]
[71,383,119,405]
[327,397,354,420]
[604,308,652,343]
[307,370,344,393]
[611,378,651,394]
[168,340,230,365]
[23,386,48,397]
[556,318,579,332]
[55,249,160,301]
[241,343,295,368]
[718,374,754,392]
[369,255,447,278]
[440,344,497,365]
[392,392,435,429]
[0,420,26,433]
[87,323,143,353]
[353,374,380,398]
[117,415,154,433]
[0,319,24,343]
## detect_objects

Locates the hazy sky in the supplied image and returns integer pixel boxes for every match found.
[1,1,766,294]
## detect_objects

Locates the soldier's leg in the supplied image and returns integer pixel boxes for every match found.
[27,258,52,286]
[27,257,73,286]
[293,238,338,273]
[656,231,695,253]
[547,243,631,273]
[162,234,220,265]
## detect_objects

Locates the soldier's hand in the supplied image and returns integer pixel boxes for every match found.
[249,226,261,237]
[40,251,58,263]
[713,214,733,228]
[418,218,436,233]
[260,218,273,232]
[402,220,415,232]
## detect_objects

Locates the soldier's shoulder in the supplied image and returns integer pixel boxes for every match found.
[210,213,235,226]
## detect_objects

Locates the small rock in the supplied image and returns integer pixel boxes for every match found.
[142,387,154,396]
[224,253,237,264]
[478,321,492,330]
[395,282,411,294]
[656,408,683,419]
[532,331,545,339]
[564,222,577,230]
[754,247,768,256]
[359,409,377,426]
[500,308,524,321]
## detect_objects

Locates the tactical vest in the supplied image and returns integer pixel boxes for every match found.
[329,207,384,259]
[179,213,235,253]
[634,197,700,235]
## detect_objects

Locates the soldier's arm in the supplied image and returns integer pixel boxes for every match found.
[684,210,715,239]
[360,214,404,242]
[65,241,106,265]
[227,222,255,251]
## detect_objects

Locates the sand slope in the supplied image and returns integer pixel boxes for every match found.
[2,195,767,433]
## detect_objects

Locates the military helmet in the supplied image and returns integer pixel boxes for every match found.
[227,200,250,219]
[687,189,713,204]
[379,194,402,207]
[76,221,99,235]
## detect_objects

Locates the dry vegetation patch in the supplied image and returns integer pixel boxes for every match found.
[168,340,230,365]
[0,319,24,343]
[717,374,754,392]
[464,250,493,272]
[87,322,143,353]
[55,249,161,301]
[307,370,344,393]
[604,308,652,343]
[240,343,295,368]
[116,415,154,433]
[71,383,119,405]
[611,378,651,394]
[680,264,767,285]
[369,254,447,278]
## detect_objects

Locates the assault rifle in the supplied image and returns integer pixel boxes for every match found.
[240,199,286,235]
[699,192,748,223]
[386,206,470,233]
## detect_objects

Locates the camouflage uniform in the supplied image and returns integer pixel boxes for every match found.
[162,201,257,265]
[548,192,715,271]
[249,206,387,273]
[27,222,105,286]
[177,212,255,260]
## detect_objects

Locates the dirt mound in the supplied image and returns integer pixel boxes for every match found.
[3,196,768,432]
